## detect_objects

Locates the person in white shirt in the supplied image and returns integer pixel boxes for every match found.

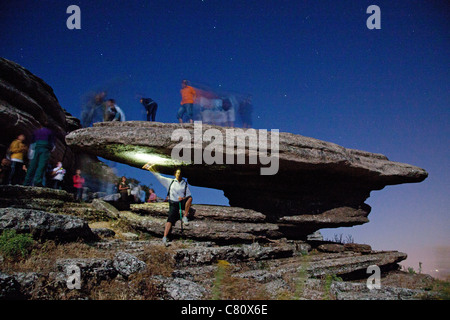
[51,162,66,190]
[143,164,192,246]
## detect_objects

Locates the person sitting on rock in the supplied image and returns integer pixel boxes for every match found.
[142,164,192,246]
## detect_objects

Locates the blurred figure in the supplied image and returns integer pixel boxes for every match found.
[0,158,11,185]
[195,87,217,125]
[51,161,66,190]
[24,122,54,187]
[212,98,225,126]
[73,169,85,201]
[81,91,107,127]
[133,185,146,203]
[8,134,28,185]
[140,97,158,121]
[239,95,253,128]
[113,101,126,121]
[178,80,196,123]
[222,96,236,128]
[104,99,126,122]
[104,99,118,121]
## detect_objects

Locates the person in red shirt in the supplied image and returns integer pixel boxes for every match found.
[177,79,196,123]
[73,169,85,201]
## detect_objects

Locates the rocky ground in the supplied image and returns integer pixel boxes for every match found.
[0,186,448,300]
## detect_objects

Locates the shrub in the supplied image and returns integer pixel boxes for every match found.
[0,229,35,260]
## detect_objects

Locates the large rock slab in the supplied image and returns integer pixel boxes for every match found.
[119,210,282,243]
[0,207,98,242]
[0,185,74,210]
[131,202,266,223]
[0,185,110,222]
[66,121,428,235]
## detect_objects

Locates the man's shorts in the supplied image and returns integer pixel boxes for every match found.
[177,103,193,120]
[167,196,192,224]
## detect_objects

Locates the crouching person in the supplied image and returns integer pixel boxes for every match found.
[143,164,192,246]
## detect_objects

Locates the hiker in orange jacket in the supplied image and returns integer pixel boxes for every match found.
[177,79,196,123]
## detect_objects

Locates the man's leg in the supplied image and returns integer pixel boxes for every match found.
[33,148,50,186]
[163,222,172,238]
[152,104,158,121]
[24,152,40,186]
[8,161,17,185]
[177,105,186,123]
[183,197,192,217]
[187,104,194,123]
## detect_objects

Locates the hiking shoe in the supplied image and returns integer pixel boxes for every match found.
[182,216,189,225]
[162,237,170,247]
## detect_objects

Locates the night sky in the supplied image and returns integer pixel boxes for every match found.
[1,1,449,278]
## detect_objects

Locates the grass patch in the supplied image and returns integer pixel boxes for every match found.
[0,229,35,260]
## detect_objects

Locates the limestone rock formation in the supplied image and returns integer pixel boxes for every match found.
[0,207,98,242]
[0,59,436,300]
[0,57,80,173]
[0,58,117,191]
[66,121,428,237]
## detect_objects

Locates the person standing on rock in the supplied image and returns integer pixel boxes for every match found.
[7,134,28,185]
[178,80,196,124]
[140,97,158,122]
[23,121,55,187]
[142,164,192,246]
[51,161,66,190]
[73,169,85,201]
[147,188,157,203]
[118,176,130,202]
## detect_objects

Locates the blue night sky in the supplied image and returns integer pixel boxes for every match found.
[1,1,449,277]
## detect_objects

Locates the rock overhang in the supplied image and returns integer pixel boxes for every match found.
[66,121,428,184]
[66,121,428,232]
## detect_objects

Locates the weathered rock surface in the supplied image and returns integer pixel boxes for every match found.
[0,58,119,191]
[66,121,428,236]
[120,209,282,243]
[0,185,74,210]
[330,282,428,300]
[0,185,113,222]
[0,57,80,176]
[112,251,147,278]
[0,207,98,242]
